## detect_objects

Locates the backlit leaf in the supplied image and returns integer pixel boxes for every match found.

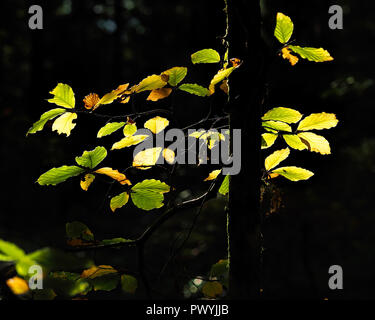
[289,45,334,63]
[191,49,220,64]
[209,67,235,94]
[97,122,125,138]
[131,179,170,211]
[282,134,307,150]
[271,166,314,181]
[7,277,29,295]
[274,12,294,44]
[144,116,170,134]
[204,169,222,181]
[132,147,163,170]
[147,88,172,101]
[52,112,77,137]
[80,174,95,191]
[26,108,66,136]
[83,93,100,110]
[262,107,302,123]
[134,75,167,93]
[262,121,292,133]
[0,239,25,260]
[178,83,210,97]
[265,148,290,171]
[218,175,229,195]
[47,83,75,109]
[95,167,131,185]
[95,84,130,109]
[37,166,85,186]
[162,67,188,86]
[298,132,331,154]
[123,123,137,137]
[162,148,176,164]
[297,112,338,131]
[111,135,149,150]
[281,47,299,66]
[75,146,107,169]
[261,133,278,149]
[110,192,129,212]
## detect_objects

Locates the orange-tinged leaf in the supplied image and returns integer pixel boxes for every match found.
[120,96,131,104]
[202,281,223,298]
[80,174,95,191]
[7,277,29,295]
[147,88,172,102]
[95,167,132,185]
[81,265,117,279]
[269,173,280,179]
[220,80,229,94]
[281,47,299,66]
[230,58,242,67]
[67,239,94,247]
[204,169,222,181]
[83,93,100,110]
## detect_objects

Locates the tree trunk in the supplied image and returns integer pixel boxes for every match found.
[225,0,266,299]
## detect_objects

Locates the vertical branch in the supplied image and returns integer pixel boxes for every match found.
[225,0,267,298]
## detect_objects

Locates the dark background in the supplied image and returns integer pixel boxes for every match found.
[0,0,374,299]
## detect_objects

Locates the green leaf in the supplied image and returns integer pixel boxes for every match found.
[26,108,66,136]
[262,107,302,123]
[209,67,235,94]
[47,83,75,109]
[261,133,278,149]
[297,112,338,131]
[37,166,85,186]
[265,148,290,171]
[110,192,129,212]
[66,222,94,241]
[271,166,314,181]
[121,274,138,294]
[162,67,188,86]
[123,123,137,137]
[28,248,93,271]
[100,238,133,246]
[289,45,334,62]
[97,122,125,138]
[262,121,292,133]
[210,259,229,278]
[75,146,107,169]
[131,179,170,211]
[0,239,25,260]
[90,274,120,292]
[178,83,210,97]
[274,12,294,44]
[47,272,92,297]
[282,134,307,150]
[218,175,229,195]
[191,49,221,64]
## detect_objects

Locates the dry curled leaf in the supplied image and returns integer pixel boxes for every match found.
[83,93,100,110]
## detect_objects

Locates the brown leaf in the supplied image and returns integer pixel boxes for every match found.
[83,93,100,110]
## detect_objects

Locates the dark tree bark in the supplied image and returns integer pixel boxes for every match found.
[225,0,267,299]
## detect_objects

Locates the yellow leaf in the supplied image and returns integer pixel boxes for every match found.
[133,147,162,170]
[120,96,131,104]
[162,148,175,164]
[52,112,77,137]
[81,265,117,279]
[265,148,290,171]
[298,132,331,155]
[281,47,299,66]
[202,281,223,298]
[83,93,100,110]
[147,88,173,101]
[261,133,278,149]
[6,277,29,295]
[144,116,170,134]
[111,135,149,150]
[297,112,338,131]
[94,84,130,110]
[134,75,167,93]
[80,174,95,191]
[95,167,131,185]
[204,169,222,181]
[209,67,235,95]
